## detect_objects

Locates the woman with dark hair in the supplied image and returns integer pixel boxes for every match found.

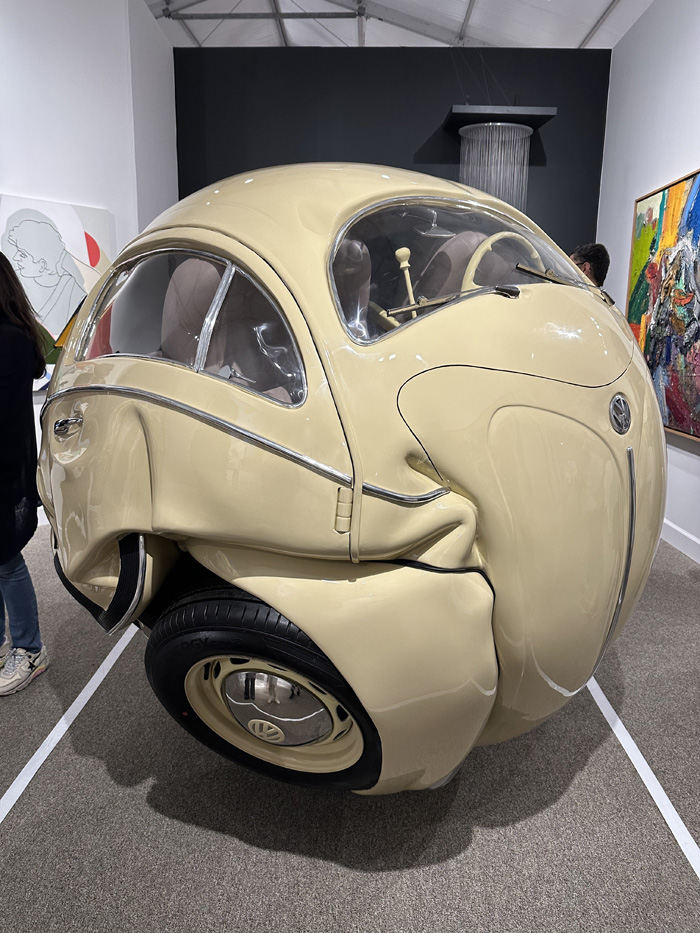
[0,251,49,694]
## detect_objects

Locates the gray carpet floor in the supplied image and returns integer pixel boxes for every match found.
[0,526,698,932]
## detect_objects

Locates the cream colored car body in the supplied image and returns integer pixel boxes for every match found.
[38,163,666,794]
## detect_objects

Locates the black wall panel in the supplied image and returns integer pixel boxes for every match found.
[174,47,610,253]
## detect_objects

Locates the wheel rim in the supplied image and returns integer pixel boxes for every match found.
[184,655,364,773]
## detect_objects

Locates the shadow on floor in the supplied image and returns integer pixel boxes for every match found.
[60,636,625,871]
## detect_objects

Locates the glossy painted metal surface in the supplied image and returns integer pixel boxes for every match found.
[38,163,667,794]
[397,356,665,744]
[185,545,498,792]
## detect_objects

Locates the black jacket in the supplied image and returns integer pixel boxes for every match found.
[0,314,39,564]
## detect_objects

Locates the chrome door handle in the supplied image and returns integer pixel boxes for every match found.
[53,416,83,436]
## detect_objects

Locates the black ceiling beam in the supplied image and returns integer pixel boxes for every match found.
[163,10,357,20]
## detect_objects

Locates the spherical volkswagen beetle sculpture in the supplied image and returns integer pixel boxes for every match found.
[39,164,666,794]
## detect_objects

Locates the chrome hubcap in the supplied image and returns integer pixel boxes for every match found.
[224,671,333,746]
[183,655,364,773]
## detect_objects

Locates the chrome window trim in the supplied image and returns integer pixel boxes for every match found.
[76,247,232,362]
[43,384,449,505]
[592,446,636,676]
[328,195,586,346]
[75,246,307,408]
[55,355,304,409]
[200,265,308,405]
[193,263,236,370]
[76,269,125,361]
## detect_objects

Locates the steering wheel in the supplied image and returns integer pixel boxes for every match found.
[461,231,545,291]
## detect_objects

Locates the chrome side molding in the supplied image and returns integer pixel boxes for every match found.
[592,446,636,676]
[362,483,450,505]
[44,384,449,506]
[44,384,353,487]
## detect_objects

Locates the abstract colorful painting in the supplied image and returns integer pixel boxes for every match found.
[627,170,700,439]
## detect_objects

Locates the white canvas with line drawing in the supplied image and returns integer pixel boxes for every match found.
[0,195,114,389]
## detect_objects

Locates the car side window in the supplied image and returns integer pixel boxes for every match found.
[202,269,306,405]
[81,252,226,365]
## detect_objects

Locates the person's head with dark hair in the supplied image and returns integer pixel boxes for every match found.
[570,242,610,287]
[0,251,47,379]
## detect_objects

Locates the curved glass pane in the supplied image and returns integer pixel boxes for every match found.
[203,270,306,406]
[81,252,226,364]
[332,201,585,342]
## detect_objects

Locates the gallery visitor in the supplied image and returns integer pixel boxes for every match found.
[0,251,49,695]
[570,242,610,288]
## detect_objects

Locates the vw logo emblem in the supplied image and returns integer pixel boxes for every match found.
[610,394,631,434]
[247,719,285,744]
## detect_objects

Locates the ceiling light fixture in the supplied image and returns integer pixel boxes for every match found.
[444,105,556,212]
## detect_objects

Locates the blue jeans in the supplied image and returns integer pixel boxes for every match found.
[0,552,42,653]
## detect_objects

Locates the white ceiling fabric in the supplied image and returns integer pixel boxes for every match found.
[145,0,657,49]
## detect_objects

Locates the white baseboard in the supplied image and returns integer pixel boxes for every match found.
[662,519,700,566]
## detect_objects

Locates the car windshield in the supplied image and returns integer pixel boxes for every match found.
[331,200,585,342]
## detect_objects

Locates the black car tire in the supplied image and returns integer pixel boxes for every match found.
[144,586,382,790]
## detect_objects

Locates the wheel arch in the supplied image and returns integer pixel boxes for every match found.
[182,542,498,794]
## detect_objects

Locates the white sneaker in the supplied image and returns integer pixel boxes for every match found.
[0,640,10,669]
[0,645,49,695]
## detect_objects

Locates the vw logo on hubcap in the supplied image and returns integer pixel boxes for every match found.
[247,719,286,744]
[610,394,631,434]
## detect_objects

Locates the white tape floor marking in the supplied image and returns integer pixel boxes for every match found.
[588,676,700,880]
[1,635,698,874]
[0,625,139,825]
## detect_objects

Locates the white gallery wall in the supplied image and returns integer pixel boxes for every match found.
[598,0,700,565]
[128,0,179,232]
[1,0,178,511]
[0,0,177,252]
